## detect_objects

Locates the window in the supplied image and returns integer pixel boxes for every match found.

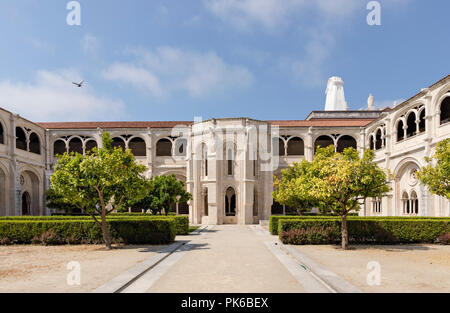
[410,191,419,215]
[406,112,417,138]
[129,137,146,157]
[85,140,97,154]
[156,138,172,156]
[397,120,405,141]
[314,135,334,154]
[29,133,40,155]
[402,192,410,214]
[287,137,304,156]
[68,137,83,154]
[372,197,382,214]
[419,109,426,133]
[112,137,126,152]
[337,135,357,153]
[440,97,450,125]
[53,140,66,156]
[203,146,208,177]
[375,130,382,150]
[15,127,27,151]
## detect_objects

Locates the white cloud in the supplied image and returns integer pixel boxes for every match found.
[103,47,253,98]
[204,0,410,87]
[81,34,99,56]
[0,69,125,122]
[28,38,55,54]
[374,98,405,109]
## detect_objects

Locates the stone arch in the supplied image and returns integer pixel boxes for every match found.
[440,96,450,125]
[418,108,426,133]
[85,139,98,154]
[224,186,237,217]
[15,127,27,151]
[156,138,172,156]
[29,132,41,155]
[336,135,357,153]
[128,136,146,157]
[406,111,417,138]
[394,159,421,216]
[286,137,304,156]
[396,119,405,141]
[369,134,375,150]
[314,135,334,154]
[112,137,126,152]
[20,170,40,216]
[375,129,383,150]
[53,139,67,156]
[68,137,83,154]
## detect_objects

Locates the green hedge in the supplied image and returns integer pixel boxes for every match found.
[269,215,450,235]
[0,218,176,245]
[0,215,189,236]
[278,218,450,245]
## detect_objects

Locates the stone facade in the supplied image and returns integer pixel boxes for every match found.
[0,75,449,223]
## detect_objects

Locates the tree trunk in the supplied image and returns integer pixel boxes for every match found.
[341,214,349,250]
[101,214,112,250]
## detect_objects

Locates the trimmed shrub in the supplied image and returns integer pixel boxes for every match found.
[270,215,450,235]
[0,219,176,245]
[279,218,450,245]
[280,226,340,245]
[0,215,189,236]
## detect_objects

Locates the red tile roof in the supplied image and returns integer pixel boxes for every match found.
[38,118,374,129]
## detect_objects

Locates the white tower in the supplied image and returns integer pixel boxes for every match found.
[367,93,375,110]
[325,76,348,111]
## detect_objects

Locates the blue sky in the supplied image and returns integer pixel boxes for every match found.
[0,0,448,122]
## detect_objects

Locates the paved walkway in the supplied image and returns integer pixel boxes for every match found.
[139,225,307,293]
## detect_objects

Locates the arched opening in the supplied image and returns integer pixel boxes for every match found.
[369,135,375,150]
[397,120,405,141]
[440,97,450,125]
[406,112,417,138]
[287,137,304,156]
[419,109,426,133]
[21,171,40,216]
[173,138,187,158]
[314,135,334,154]
[53,140,67,156]
[225,187,236,217]
[337,135,357,153]
[0,122,4,145]
[204,189,208,217]
[0,168,6,216]
[112,137,126,152]
[85,140,98,154]
[68,137,83,154]
[22,192,31,216]
[15,127,27,151]
[226,148,234,176]
[375,130,382,150]
[253,189,258,217]
[410,191,419,215]
[272,137,285,156]
[29,133,41,155]
[156,138,172,156]
[129,137,146,157]
[402,192,410,214]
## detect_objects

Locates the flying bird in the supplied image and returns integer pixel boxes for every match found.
[72,80,85,88]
